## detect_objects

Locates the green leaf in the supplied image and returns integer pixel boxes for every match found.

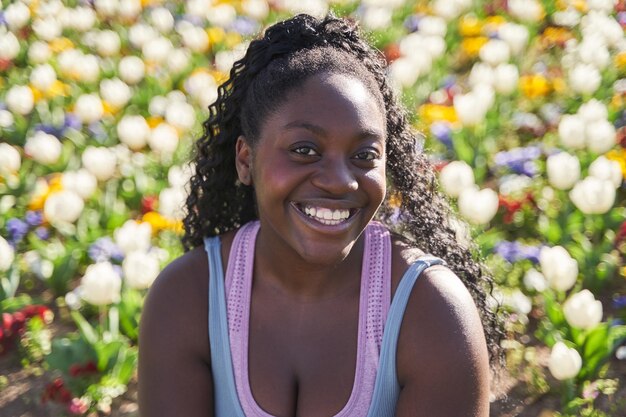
[71,311,98,345]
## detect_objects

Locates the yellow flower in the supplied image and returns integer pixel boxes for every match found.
[388,192,403,208]
[519,74,551,98]
[142,211,183,234]
[28,176,63,211]
[461,36,488,57]
[49,38,74,54]
[607,149,626,180]
[615,52,626,71]
[418,103,458,125]
[459,14,483,37]
[551,77,566,94]
[207,27,226,45]
[483,15,506,35]
[541,27,573,47]
[146,116,164,128]
[225,32,243,49]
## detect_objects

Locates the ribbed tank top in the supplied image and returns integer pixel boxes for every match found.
[204,221,445,417]
[224,221,391,417]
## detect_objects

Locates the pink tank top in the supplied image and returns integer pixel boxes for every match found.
[224,221,392,416]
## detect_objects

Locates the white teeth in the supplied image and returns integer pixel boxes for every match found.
[301,205,350,224]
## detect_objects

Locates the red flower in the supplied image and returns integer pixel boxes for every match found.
[141,195,159,214]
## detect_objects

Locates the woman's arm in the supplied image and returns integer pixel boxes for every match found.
[395,264,491,417]
[138,248,214,417]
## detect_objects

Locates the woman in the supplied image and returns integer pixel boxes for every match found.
[139,14,503,417]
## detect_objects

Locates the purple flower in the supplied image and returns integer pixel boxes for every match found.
[494,240,541,264]
[88,122,107,143]
[613,295,626,309]
[404,15,420,32]
[63,114,82,131]
[430,122,453,148]
[0,12,6,26]
[6,218,29,244]
[618,12,626,27]
[35,227,50,240]
[494,146,542,177]
[34,123,64,138]
[25,211,43,227]
[230,17,259,36]
[88,237,124,263]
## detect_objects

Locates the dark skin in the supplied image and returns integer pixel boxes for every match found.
[138,73,489,417]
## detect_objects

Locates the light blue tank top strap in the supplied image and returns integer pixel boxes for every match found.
[203,236,246,417]
[366,256,446,417]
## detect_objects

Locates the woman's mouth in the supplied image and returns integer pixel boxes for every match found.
[292,203,357,226]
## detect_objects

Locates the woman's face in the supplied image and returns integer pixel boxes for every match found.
[236,72,387,266]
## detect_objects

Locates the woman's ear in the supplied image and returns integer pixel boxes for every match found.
[235,135,253,186]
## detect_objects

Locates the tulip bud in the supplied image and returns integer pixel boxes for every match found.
[546,152,580,190]
[558,114,586,150]
[30,64,57,92]
[569,63,601,95]
[0,31,20,61]
[123,251,160,289]
[62,169,98,200]
[539,246,578,291]
[494,64,519,94]
[79,262,122,306]
[479,39,510,66]
[585,119,616,154]
[0,143,21,176]
[117,115,151,151]
[6,85,34,115]
[508,0,544,22]
[569,176,615,214]
[148,123,179,154]
[498,23,529,55]
[115,220,152,255]
[439,161,475,198]
[548,342,582,380]
[24,131,62,165]
[458,187,499,225]
[100,78,131,109]
[4,2,31,31]
[118,56,145,85]
[82,146,117,181]
[74,94,104,124]
[44,190,85,224]
[563,289,603,329]
[0,235,15,272]
[588,156,622,188]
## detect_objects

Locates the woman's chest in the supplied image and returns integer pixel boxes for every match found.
[245,293,361,417]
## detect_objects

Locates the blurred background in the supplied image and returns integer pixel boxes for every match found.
[0,0,625,416]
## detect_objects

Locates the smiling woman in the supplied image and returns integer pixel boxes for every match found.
[138,13,504,417]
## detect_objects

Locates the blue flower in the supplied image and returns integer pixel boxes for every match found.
[6,218,29,244]
[35,227,50,241]
[88,237,125,263]
[494,240,541,264]
[613,295,626,310]
[25,211,43,227]
[404,15,420,33]
[430,122,453,149]
[494,146,542,177]
[230,17,259,36]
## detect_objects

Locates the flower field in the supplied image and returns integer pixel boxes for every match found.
[0,0,625,415]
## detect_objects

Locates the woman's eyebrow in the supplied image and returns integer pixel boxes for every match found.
[282,120,384,141]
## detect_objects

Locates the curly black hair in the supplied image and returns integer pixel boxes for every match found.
[183,14,504,367]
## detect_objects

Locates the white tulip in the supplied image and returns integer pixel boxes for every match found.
[279,0,327,18]
[498,23,529,55]
[165,101,196,132]
[432,0,471,20]
[142,36,173,63]
[523,268,547,292]
[6,85,34,115]
[558,114,587,149]
[118,0,141,20]
[508,0,543,22]
[77,54,100,83]
[186,72,218,109]
[458,187,499,225]
[28,41,51,64]
[577,99,608,124]
[582,13,622,47]
[186,0,212,17]
[74,94,104,124]
[32,18,62,41]
[44,190,84,223]
[115,220,152,255]
[563,290,603,329]
[67,7,96,32]
[423,35,446,59]
[117,115,150,150]
[578,35,610,70]
[546,152,580,190]
[180,25,209,53]
[361,6,392,30]
[79,262,121,306]
[57,49,81,77]
[585,119,616,154]
[587,0,617,13]
[0,31,20,60]
[167,48,191,74]
[148,96,168,116]
[498,174,532,196]
[570,177,615,214]
[62,169,98,200]
[548,342,582,380]
[503,289,532,315]
[150,8,174,33]
[454,88,492,126]
[149,123,179,154]
[94,0,119,17]
[24,131,62,164]
[389,57,422,88]
[552,9,581,27]
[439,161,475,198]
[0,143,21,176]
[469,63,494,88]
[4,2,31,31]
[30,64,57,92]
[540,246,578,291]
[479,39,510,66]
[214,44,248,73]
[589,156,622,188]
[118,56,145,85]
[0,236,15,272]
[168,165,193,188]
[418,15,447,37]
[0,110,14,128]
[159,187,187,220]
[96,30,121,57]
[123,251,161,289]
[100,78,131,109]
[242,0,270,20]
[82,146,117,181]
[569,63,601,95]
[128,23,158,49]
[494,64,519,94]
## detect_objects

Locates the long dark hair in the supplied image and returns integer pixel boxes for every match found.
[183,14,504,367]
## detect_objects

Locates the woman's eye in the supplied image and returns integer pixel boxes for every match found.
[354,150,380,161]
[292,146,319,157]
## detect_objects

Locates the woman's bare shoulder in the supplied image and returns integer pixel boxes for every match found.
[389,236,490,416]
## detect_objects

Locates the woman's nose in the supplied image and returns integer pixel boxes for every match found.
[310,157,358,194]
